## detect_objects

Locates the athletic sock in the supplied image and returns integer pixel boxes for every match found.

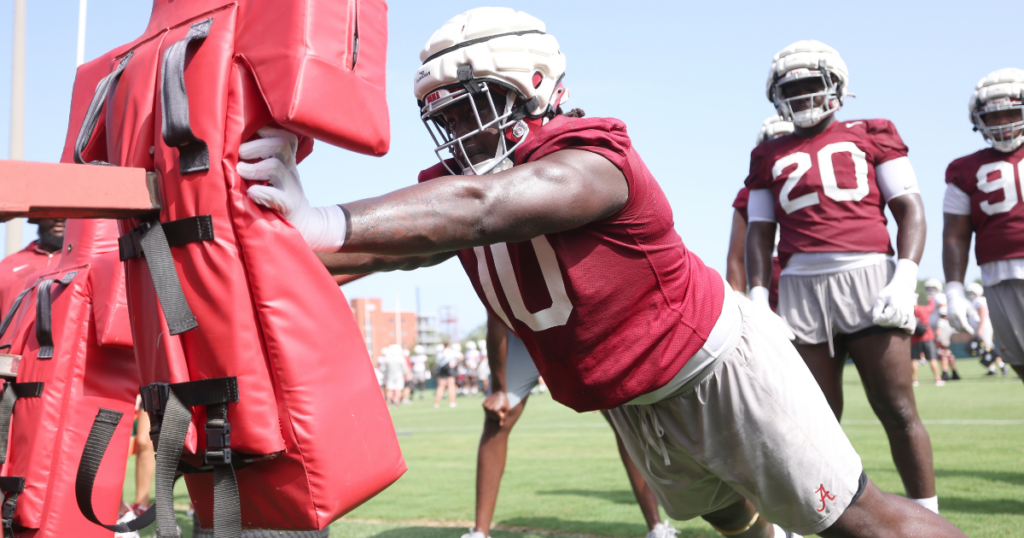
[911,496,939,514]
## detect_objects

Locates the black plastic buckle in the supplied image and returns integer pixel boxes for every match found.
[205,421,231,449]
[204,448,232,466]
[117,222,152,261]
[2,502,15,523]
[139,383,170,416]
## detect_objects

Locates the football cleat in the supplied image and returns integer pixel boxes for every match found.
[414,8,569,176]
[766,40,850,128]
[969,68,1024,153]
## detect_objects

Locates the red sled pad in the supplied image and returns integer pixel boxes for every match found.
[0,219,138,538]
[62,0,403,535]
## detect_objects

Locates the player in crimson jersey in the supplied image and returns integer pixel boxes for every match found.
[943,68,1024,384]
[237,9,964,538]
[744,40,939,514]
[0,218,64,317]
[726,117,791,309]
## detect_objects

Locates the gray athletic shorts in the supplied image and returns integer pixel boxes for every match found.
[503,334,539,408]
[986,279,1024,366]
[607,300,864,535]
[778,260,894,356]
[911,340,937,361]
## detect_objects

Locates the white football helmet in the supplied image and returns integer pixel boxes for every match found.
[924,278,943,293]
[465,340,478,351]
[755,115,794,146]
[477,339,487,351]
[966,282,984,299]
[414,345,425,354]
[766,40,850,128]
[451,342,462,353]
[970,68,1024,153]
[414,7,569,176]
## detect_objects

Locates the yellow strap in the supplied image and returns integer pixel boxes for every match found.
[711,511,761,536]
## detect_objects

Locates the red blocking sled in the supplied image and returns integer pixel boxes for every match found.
[65,0,404,535]
[0,219,138,538]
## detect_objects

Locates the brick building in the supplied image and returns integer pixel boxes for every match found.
[350,298,418,361]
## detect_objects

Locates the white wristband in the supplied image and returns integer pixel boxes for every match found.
[889,258,919,292]
[945,280,965,297]
[749,286,770,307]
[305,204,347,252]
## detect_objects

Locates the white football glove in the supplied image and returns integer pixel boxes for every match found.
[944,281,975,336]
[236,127,347,252]
[749,285,795,341]
[872,259,919,333]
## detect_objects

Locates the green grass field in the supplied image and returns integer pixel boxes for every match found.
[125,364,1023,538]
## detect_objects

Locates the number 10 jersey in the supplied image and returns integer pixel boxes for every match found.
[417,116,725,412]
[744,119,905,267]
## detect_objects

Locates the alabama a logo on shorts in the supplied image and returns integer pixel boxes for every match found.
[816,484,836,512]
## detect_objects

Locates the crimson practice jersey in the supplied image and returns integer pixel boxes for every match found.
[945,146,1024,265]
[744,119,904,267]
[733,187,781,311]
[419,116,724,411]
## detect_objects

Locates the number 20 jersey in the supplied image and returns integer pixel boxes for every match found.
[744,119,905,267]
[418,116,725,412]
[945,145,1024,265]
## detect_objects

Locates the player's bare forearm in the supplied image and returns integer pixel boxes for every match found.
[888,193,926,263]
[315,251,455,275]
[726,209,748,292]
[486,314,509,393]
[745,221,776,289]
[338,150,628,256]
[942,213,973,283]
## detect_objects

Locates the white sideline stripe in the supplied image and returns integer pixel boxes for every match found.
[396,419,1024,434]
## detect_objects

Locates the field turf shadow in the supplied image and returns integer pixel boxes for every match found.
[938,496,1024,516]
[536,489,639,505]
[499,517,716,538]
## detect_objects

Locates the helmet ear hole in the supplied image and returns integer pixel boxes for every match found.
[532,72,543,89]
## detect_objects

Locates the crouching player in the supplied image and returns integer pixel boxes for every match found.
[943,68,1024,384]
[237,8,965,537]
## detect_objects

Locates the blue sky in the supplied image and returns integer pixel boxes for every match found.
[1,1,1018,336]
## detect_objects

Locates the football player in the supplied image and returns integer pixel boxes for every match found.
[238,9,964,537]
[745,41,939,513]
[726,116,791,308]
[942,68,1024,384]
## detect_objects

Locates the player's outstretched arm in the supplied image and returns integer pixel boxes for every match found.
[337,149,627,256]
[315,251,456,275]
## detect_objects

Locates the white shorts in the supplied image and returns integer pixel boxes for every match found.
[986,279,1024,366]
[412,369,429,384]
[502,335,539,409]
[778,260,898,356]
[606,299,865,536]
[477,359,491,380]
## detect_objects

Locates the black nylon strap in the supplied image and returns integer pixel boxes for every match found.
[206,402,241,538]
[161,18,213,174]
[9,383,42,398]
[74,52,134,165]
[75,408,157,533]
[154,391,191,538]
[35,272,78,359]
[163,215,215,247]
[173,377,239,408]
[139,222,198,334]
[0,283,38,343]
[0,477,22,538]
[0,385,17,465]
[119,215,215,261]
